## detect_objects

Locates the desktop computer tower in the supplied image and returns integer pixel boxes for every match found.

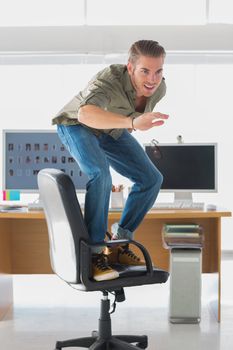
[169,248,202,323]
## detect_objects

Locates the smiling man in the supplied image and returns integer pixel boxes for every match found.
[128,53,164,97]
[52,40,169,282]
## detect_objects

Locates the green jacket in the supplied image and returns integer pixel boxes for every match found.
[52,64,166,139]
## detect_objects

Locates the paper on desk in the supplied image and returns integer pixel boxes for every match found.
[0,205,27,212]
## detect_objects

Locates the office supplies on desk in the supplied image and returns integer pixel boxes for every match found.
[111,184,124,208]
[2,190,20,201]
[0,204,27,212]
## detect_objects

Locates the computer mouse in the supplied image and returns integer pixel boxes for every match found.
[206,204,217,211]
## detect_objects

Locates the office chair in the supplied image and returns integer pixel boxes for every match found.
[38,169,169,350]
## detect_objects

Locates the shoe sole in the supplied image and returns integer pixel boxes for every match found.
[93,271,119,282]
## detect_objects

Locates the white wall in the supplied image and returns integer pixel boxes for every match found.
[0,57,232,249]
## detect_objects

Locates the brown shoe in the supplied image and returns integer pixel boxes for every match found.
[92,253,119,281]
[106,245,146,266]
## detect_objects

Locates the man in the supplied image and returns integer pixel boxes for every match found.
[52,40,169,281]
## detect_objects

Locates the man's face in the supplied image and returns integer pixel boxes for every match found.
[127,55,164,98]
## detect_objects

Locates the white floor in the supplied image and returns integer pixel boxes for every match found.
[0,258,233,350]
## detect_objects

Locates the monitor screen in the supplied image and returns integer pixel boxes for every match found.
[145,143,217,193]
[2,130,89,192]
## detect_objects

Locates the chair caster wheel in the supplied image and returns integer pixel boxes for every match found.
[136,341,148,349]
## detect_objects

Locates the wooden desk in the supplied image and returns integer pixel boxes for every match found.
[0,209,231,321]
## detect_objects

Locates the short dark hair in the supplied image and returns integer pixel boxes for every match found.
[128,40,166,64]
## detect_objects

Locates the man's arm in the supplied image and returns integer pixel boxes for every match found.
[78,105,131,129]
[78,105,169,131]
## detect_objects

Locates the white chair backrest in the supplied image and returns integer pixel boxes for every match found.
[38,169,89,283]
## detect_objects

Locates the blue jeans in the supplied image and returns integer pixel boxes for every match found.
[57,124,163,246]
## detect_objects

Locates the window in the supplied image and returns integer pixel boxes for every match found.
[0,0,85,26]
[209,0,233,24]
[87,0,206,25]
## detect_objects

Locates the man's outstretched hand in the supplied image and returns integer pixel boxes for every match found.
[133,112,169,131]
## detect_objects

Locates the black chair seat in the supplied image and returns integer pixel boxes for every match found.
[69,265,169,292]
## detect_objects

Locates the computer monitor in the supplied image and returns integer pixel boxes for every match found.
[144,143,217,203]
[2,130,89,193]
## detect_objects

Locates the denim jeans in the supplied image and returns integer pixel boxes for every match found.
[57,124,163,248]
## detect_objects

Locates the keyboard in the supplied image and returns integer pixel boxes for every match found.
[27,202,44,211]
[152,202,205,210]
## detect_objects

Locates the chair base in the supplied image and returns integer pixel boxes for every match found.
[55,334,148,349]
[55,292,148,349]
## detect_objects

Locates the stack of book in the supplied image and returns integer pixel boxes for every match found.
[162,224,203,249]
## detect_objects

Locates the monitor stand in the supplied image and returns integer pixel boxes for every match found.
[174,192,193,205]
[173,192,204,209]
[28,196,44,211]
